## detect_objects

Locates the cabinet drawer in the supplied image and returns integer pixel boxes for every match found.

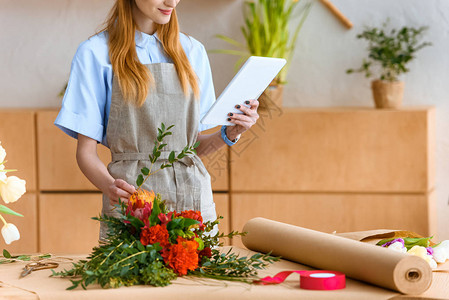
[0,110,36,191]
[230,108,434,193]
[231,192,435,248]
[0,193,37,253]
[37,110,110,191]
[39,193,102,253]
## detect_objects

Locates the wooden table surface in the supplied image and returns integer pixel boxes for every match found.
[0,247,448,300]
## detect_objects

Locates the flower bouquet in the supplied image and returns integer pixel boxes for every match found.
[52,124,278,289]
[378,234,449,269]
[0,141,26,246]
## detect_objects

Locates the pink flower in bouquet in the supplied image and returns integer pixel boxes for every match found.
[126,201,152,226]
[158,212,174,226]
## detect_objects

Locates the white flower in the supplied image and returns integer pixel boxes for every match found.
[387,241,407,253]
[432,240,449,263]
[438,240,449,249]
[0,143,5,164]
[407,245,438,269]
[0,165,6,182]
[1,222,20,244]
[0,176,26,204]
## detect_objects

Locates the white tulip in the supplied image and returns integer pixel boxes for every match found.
[432,240,449,263]
[387,241,407,253]
[438,240,449,249]
[0,176,26,204]
[0,165,6,182]
[0,143,5,164]
[407,246,438,269]
[1,222,20,244]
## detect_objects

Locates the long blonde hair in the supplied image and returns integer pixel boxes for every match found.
[100,0,200,106]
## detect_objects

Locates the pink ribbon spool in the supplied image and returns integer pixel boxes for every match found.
[256,270,346,290]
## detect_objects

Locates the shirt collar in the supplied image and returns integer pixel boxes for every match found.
[135,30,161,48]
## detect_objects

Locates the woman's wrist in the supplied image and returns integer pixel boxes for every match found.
[221,125,241,146]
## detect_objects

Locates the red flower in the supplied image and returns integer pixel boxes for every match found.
[162,236,199,275]
[140,224,169,247]
[158,212,174,226]
[199,247,212,259]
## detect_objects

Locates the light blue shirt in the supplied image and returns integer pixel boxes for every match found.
[54,30,216,147]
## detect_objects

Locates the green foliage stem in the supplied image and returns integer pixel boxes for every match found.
[136,123,200,189]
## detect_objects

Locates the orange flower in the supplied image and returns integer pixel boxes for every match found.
[140,224,169,247]
[129,189,155,209]
[162,236,199,275]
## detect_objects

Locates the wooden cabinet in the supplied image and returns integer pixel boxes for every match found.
[0,110,36,191]
[231,192,436,248]
[230,107,434,193]
[36,111,111,191]
[39,193,102,254]
[0,107,436,252]
[0,193,37,253]
[229,107,436,245]
[213,193,230,237]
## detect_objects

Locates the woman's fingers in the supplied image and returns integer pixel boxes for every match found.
[245,99,259,110]
[108,179,136,204]
[227,113,255,130]
[115,179,136,194]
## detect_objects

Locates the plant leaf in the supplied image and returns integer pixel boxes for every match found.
[3,249,11,258]
[136,174,144,187]
[0,205,24,217]
[168,151,176,163]
[141,167,150,176]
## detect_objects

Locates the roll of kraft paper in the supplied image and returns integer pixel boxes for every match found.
[242,218,432,295]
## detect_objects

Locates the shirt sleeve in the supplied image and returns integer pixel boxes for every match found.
[196,43,217,132]
[54,40,108,144]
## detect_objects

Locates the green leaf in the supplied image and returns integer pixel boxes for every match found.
[161,123,166,132]
[0,205,24,217]
[193,141,200,148]
[166,125,175,130]
[136,174,144,187]
[149,197,161,226]
[183,218,200,228]
[141,167,150,176]
[195,238,204,251]
[168,151,176,163]
[3,249,11,258]
[129,216,145,230]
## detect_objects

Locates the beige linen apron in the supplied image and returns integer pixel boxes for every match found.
[99,63,216,241]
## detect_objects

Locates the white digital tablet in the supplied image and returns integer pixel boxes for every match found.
[200,56,287,126]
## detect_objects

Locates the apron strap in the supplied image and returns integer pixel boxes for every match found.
[111,151,208,176]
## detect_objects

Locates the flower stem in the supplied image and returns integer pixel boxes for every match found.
[0,214,7,226]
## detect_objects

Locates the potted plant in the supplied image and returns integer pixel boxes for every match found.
[347,23,431,109]
[213,0,311,110]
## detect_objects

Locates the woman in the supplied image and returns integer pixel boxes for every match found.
[55,0,259,241]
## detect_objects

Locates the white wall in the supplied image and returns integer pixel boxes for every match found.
[1,0,448,238]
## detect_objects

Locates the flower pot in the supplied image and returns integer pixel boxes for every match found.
[258,83,284,111]
[371,80,404,109]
